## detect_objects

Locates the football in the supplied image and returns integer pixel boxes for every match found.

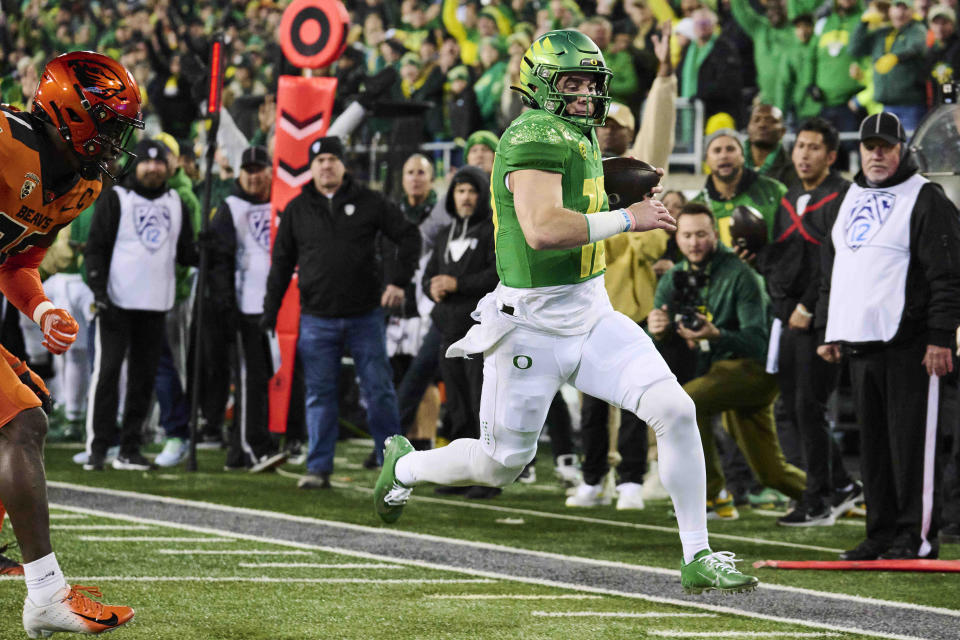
[602,157,661,207]
[729,204,769,254]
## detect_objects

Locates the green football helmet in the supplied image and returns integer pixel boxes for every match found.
[512,29,613,128]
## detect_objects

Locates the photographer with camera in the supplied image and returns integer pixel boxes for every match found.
[649,203,806,520]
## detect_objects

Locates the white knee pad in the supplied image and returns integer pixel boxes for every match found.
[631,378,697,439]
[471,447,527,487]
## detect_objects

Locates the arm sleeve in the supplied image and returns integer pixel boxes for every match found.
[207,202,238,310]
[421,230,443,295]
[730,0,765,38]
[847,21,875,58]
[457,231,499,296]
[890,23,928,62]
[83,188,123,304]
[380,198,422,287]
[913,183,960,347]
[175,196,199,267]
[814,210,837,336]
[711,269,770,358]
[262,203,298,320]
[0,245,48,321]
[630,75,677,171]
[442,0,468,43]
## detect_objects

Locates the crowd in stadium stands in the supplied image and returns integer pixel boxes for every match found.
[1,0,959,553]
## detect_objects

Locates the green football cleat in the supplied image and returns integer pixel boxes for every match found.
[680,550,759,595]
[374,436,415,524]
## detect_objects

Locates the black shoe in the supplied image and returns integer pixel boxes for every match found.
[197,433,224,450]
[465,486,502,500]
[0,544,23,575]
[831,481,864,517]
[297,473,331,489]
[112,451,156,471]
[878,538,939,560]
[434,485,471,495]
[362,450,380,470]
[940,522,960,545]
[840,538,888,561]
[250,451,288,473]
[83,451,106,471]
[777,502,836,527]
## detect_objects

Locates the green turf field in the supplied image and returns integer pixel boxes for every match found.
[0,440,956,639]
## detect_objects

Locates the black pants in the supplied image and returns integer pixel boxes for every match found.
[546,392,575,458]
[226,314,275,466]
[89,308,165,457]
[848,337,947,552]
[580,394,648,486]
[778,327,851,506]
[438,337,483,441]
[189,298,233,439]
[397,322,442,433]
[938,374,960,526]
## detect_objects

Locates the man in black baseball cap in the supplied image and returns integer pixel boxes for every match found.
[241,145,271,171]
[858,112,908,187]
[858,111,907,147]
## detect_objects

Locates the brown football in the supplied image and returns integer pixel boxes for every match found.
[729,205,769,254]
[602,157,661,207]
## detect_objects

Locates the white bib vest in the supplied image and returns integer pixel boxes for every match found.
[826,174,927,343]
[107,186,183,312]
[225,195,272,315]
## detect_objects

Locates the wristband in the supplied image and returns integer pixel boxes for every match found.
[33,300,55,326]
[585,209,632,243]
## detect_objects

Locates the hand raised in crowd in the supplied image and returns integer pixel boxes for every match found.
[381,284,405,309]
[647,304,671,338]
[429,275,457,303]
[922,344,954,377]
[817,343,843,363]
[676,313,721,342]
[788,304,813,331]
[652,20,673,77]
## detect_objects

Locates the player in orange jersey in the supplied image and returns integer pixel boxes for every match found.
[0,51,142,637]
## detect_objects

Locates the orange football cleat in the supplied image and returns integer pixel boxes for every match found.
[23,584,134,638]
[0,543,23,575]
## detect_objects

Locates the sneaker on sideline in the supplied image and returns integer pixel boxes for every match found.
[23,585,134,638]
[746,487,789,509]
[517,461,537,484]
[831,481,864,518]
[615,482,645,510]
[154,438,188,467]
[680,550,758,594]
[707,489,739,520]
[297,473,331,489]
[554,454,582,487]
[73,446,119,466]
[777,501,835,527]
[565,482,610,507]
[111,452,156,471]
[0,544,23,576]
[250,451,288,473]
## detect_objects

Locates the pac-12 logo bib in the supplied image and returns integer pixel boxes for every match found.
[844,190,895,250]
[134,204,171,251]
[248,207,272,252]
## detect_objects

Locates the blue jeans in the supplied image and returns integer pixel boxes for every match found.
[298,309,401,475]
[155,335,190,440]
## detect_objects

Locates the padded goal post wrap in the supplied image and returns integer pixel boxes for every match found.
[268,75,338,434]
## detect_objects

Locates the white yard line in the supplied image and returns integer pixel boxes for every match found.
[156,549,313,555]
[47,487,957,640]
[0,576,493,584]
[237,562,403,569]
[649,633,840,638]
[431,594,602,600]
[51,525,153,530]
[48,514,88,520]
[531,611,717,618]
[76,536,235,542]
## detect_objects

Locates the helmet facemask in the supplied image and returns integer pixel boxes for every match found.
[541,67,613,128]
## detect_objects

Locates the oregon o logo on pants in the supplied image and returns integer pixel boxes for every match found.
[513,355,533,369]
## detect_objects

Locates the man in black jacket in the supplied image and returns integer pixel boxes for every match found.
[262,136,421,489]
[84,139,199,471]
[818,112,960,560]
[759,118,860,527]
[423,166,499,498]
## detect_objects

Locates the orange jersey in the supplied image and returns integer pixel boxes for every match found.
[0,105,101,320]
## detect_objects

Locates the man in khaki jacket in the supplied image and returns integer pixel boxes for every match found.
[566,22,676,510]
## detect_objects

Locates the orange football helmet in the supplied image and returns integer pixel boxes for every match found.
[32,51,144,177]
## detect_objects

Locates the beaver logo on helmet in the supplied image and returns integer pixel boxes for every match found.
[66,59,127,100]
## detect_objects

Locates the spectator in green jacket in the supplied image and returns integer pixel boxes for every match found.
[473,38,508,132]
[775,14,822,125]
[692,129,789,249]
[927,4,960,106]
[849,0,929,130]
[730,0,799,103]
[807,0,868,135]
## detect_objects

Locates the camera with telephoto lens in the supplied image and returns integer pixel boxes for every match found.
[672,269,709,331]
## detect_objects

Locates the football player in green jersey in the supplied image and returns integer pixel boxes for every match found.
[375,29,758,594]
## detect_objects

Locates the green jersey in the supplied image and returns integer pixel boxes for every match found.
[491,110,608,288]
